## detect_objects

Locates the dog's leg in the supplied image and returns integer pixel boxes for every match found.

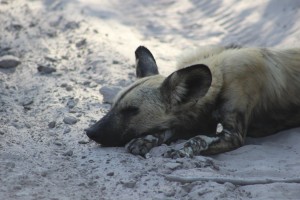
[126,130,173,157]
[165,112,247,158]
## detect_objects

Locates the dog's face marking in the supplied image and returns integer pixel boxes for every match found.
[86,47,167,146]
[86,76,170,146]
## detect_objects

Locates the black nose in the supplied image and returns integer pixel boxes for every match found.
[85,127,96,140]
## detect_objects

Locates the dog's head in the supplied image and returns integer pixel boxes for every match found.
[85,46,212,146]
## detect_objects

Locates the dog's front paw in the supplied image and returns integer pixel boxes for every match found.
[164,148,193,159]
[125,135,159,157]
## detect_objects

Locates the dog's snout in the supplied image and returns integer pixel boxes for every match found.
[85,127,97,139]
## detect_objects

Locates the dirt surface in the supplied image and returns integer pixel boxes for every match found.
[1,0,300,199]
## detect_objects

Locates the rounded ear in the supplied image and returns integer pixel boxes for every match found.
[135,46,159,78]
[160,64,212,105]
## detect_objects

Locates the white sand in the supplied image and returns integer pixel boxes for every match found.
[0,0,300,199]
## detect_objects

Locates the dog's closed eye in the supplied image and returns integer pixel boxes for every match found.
[120,106,140,116]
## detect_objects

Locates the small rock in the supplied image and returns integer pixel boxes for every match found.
[83,81,91,86]
[0,55,21,68]
[122,180,136,188]
[48,121,56,129]
[0,131,4,135]
[65,85,73,91]
[60,83,68,88]
[107,172,114,176]
[63,126,71,134]
[76,38,87,48]
[46,30,57,38]
[83,81,97,88]
[37,64,56,74]
[0,0,8,4]
[78,140,89,144]
[64,21,80,30]
[6,162,15,169]
[164,162,181,170]
[13,186,22,191]
[21,97,33,106]
[54,141,62,146]
[88,181,96,186]
[101,186,106,191]
[67,98,78,109]
[112,60,120,64]
[10,23,23,31]
[63,116,77,125]
[41,171,47,177]
[63,150,73,156]
[25,123,31,129]
[66,98,77,109]
[99,86,121,104]
[164,187,176,197]
[78,183,86,187]
[45,55,58,62]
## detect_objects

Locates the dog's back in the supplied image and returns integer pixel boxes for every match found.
[178,46,300,136]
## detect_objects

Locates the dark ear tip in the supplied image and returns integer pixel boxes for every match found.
[135,46,148,53]
[135,46,159,78]
[135,46,155,60]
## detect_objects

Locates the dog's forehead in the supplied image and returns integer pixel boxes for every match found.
[113,75,164,107]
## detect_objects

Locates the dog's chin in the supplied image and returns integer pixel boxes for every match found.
[89,137,125,147]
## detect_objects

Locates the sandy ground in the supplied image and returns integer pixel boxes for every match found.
[1,0,300,199]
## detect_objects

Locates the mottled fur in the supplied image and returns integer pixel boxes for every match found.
[86,45,300,158]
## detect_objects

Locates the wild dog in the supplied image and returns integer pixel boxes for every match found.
[85,45,300,158]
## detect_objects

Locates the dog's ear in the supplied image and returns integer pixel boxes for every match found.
[160,64,212,105]
[135,46,159,78]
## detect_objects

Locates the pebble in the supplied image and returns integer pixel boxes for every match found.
[65,85,73,91]
[48,121,56,129]
[78,140,89,144]
[25,123,31,129]
[164,162,181,170]
[83,81,97,88]
[112,60,120,64]
[63,150,73,156]
[78,183,86,187]
[63,116,78,125]
[122,180,137,188]
[0,55,21,68]
[63,126,71,134]
[45,55,58,62]
[37,64,56,74]
[54,141,62,146]
[64,21,80,30]
[0,131,4,135]
[76,38,87,48]
[107,172,114,176]
[66,98,77,109]
[60,83,68,88]
[41,171,47,177]
[99,86,121,104]
[164,187,176,197]
[21,97,33,106]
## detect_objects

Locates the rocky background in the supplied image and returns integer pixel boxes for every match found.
[1,0,300,199]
